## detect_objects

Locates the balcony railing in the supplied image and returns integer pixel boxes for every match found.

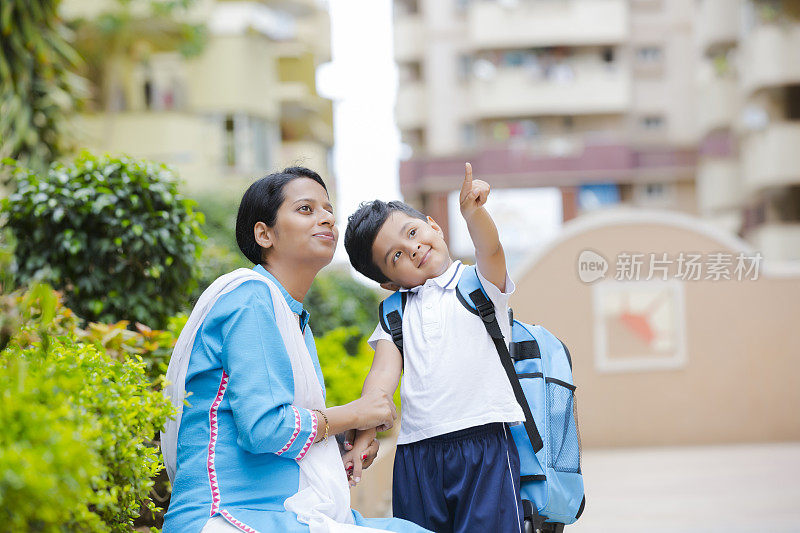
[399,139,696,195]
[394,14,424,62]
[469,67,629,118]
[742,122,800,192]
[76,111,225,188]
[697,0,739,53]
[748,223,800,261]
[396,82,426,130]
[697,158,741,214]
[467,0,627,49]
[740,23,800,94]
[698,76,738,136]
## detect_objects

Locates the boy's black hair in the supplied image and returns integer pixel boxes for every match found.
[344,200,427,283]
[236,167,327,265]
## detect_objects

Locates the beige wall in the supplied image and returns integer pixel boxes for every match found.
[511,210,800,448]
[186,34,281,120]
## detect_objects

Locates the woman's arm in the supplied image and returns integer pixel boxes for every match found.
[220,292,321,459]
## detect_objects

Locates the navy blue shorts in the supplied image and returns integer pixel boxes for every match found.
[392,423,523,533]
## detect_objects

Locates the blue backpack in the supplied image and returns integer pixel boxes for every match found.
[379,264,585,530]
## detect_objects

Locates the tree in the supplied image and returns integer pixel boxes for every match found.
[0,0,84,173]
[1,153,205,328]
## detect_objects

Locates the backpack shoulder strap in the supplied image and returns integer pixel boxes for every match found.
[379,291,407,354]
[456,265,544,453]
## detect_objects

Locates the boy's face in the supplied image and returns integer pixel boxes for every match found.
[371,211,452,290]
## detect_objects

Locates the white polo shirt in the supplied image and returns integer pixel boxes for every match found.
[368,260,525,445]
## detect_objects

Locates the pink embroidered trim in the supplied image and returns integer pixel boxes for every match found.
[221,509,260,533]
[295,410,318,461]
[207,371,230,516]
[276,405,301,456]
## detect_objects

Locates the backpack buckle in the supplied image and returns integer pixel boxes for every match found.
[476,301,495,323]
[469,289,496,323]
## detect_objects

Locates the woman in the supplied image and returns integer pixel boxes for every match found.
[161,168,428,532]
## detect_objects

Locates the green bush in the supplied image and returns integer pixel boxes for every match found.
[0,354,106,531]
[306,271,382,338]
[1,152,205,329]
[0,333,174,531]
[316,327,400,412]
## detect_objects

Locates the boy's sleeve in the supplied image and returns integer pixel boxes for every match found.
[219,287,317,461]
[475,265,516,310]
[367,322,391,350]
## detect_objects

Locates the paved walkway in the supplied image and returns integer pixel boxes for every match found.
[352,441,800,531]
[571,442,800,532]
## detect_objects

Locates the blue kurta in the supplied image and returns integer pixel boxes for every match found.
[163,266,426,533]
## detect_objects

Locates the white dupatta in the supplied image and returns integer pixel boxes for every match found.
[161,268,387,533]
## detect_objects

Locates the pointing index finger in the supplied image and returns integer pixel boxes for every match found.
[462,162,473,195]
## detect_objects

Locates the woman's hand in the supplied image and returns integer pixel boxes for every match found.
[342,428,379,487]
[351,389,396,431]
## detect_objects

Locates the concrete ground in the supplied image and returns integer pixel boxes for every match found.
[352,441,800,532]
[571,442,800,532]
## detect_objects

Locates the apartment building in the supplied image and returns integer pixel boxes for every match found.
[697,0,800,261]
[64,0,333,192]
[395,0,800,262]
[394,0,699,241]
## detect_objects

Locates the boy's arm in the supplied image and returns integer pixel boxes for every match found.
[341,338,402,486]
[361,339,403,430]
[460,162,508,291]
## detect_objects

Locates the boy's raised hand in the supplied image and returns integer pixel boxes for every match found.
[459,162,491,220]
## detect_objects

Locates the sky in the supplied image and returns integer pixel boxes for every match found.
[319,0,401,265]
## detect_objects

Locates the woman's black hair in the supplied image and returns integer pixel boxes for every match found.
[236,167,328,265]
[344,200,427,283]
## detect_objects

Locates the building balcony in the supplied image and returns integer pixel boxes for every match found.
[468,68,629,119]
[697,0,740,53]
[740,23,800,94]
[396,81,426,130]
[698,76,738,136]
[280,140,330,176]
[697,158,741,214]
[76,111,225,188]
[467,0,627,49]
[399,140,696,196]
[748,222,800,261]
[394,14,424,62]
[742,122,800,192]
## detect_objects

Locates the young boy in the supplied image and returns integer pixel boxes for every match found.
[343,163,525,533]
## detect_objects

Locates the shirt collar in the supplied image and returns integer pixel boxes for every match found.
[253,265,310,331]
[400,260,463,293]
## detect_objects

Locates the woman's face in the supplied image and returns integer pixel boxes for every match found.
[262,177,338,267]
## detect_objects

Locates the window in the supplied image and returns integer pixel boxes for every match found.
[139,53,187,112]
[224,115,236,167]
[460,123,477,148]
[223,114,277,172]
[458,55,472,82]
[636,46,663,63]
[633,181,676,207]
[640,115,664,130]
